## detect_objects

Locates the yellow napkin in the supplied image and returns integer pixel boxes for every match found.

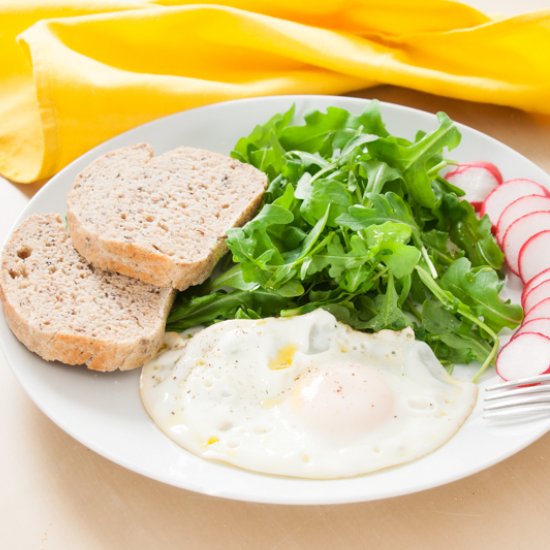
[2,1,550,183]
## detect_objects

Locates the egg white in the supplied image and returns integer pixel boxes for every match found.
[140,309,477,479]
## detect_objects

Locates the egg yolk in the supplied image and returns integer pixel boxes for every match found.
[269,344,297,370]
[290,363,394,439]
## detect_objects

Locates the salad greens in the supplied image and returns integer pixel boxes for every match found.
[168,103,522,380]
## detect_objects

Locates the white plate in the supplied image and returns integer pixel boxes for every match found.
[1,96,549,505]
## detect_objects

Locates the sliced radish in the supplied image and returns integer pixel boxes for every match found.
[522,268,550,308]
[518,230,550,284]
[521,268,550,308]
[480,179,549,227]
[502,212,550,275]
[515,318,550,339]
[524,298,550,323]
[445,162,502,209]
[496,332,550,381]
[450,161,503,183]
[522,280,550,314]
[495,195,550,245]
[445,162,503,183]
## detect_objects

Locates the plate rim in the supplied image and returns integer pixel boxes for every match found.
[2,94,550,505]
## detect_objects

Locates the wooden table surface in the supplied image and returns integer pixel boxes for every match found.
[1,83,550,549]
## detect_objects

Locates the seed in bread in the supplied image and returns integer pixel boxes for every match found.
[66,144,267,290]
[0,213,175,372]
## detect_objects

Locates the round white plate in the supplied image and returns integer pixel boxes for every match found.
[1,96,549,505]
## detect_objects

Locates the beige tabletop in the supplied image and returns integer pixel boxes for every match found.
[1,83,549,549]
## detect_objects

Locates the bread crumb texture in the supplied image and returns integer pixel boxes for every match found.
[0,214,175,371]
[67,144,267,289]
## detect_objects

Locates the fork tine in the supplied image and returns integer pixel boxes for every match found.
[485,384,550,401]
[484,394,550,411]
[485,373,550,391]
[483,402,550,419]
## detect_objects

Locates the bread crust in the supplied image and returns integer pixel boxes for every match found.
[0,214,175,372]
[66,144,267,290]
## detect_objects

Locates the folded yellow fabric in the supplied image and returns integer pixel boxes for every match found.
[1,1,549,183]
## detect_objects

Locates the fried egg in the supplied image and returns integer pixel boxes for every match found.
[140,309,477,479]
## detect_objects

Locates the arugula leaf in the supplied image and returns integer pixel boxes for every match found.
[440,258,523,332]
[363,222,421,279]
[300,179,353,227]
[362,160,402,196]
[232,107,294,180]
[439,191,504,269]
[419,299,492,365]
[337,192,418,232]
[303,233,375,293]
[279,107,351,155]
[168,103,521,377]
[421,298,461,334]
[365,112,461,208]
[362,274,412,331]
[167,289,293,331]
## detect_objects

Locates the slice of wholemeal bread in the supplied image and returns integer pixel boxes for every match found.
[0,214,175,372]
[66,144,267,290]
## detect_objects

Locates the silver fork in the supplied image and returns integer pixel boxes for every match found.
[484,374,550,419]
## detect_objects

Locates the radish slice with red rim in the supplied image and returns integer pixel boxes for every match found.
[522,270,550,308]
[522,280,550,314]
[480,179,549,227]
[496,332,550,381]
[518,230,550,284]
[496,195,550,245]
[524,298,550,323]
[522,268,550,307]
[448,161,503,184]
[445,163,501,209]
[502,212,550,275]
[515,318,550,339]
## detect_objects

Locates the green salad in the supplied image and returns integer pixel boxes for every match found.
[168,102,522,380]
